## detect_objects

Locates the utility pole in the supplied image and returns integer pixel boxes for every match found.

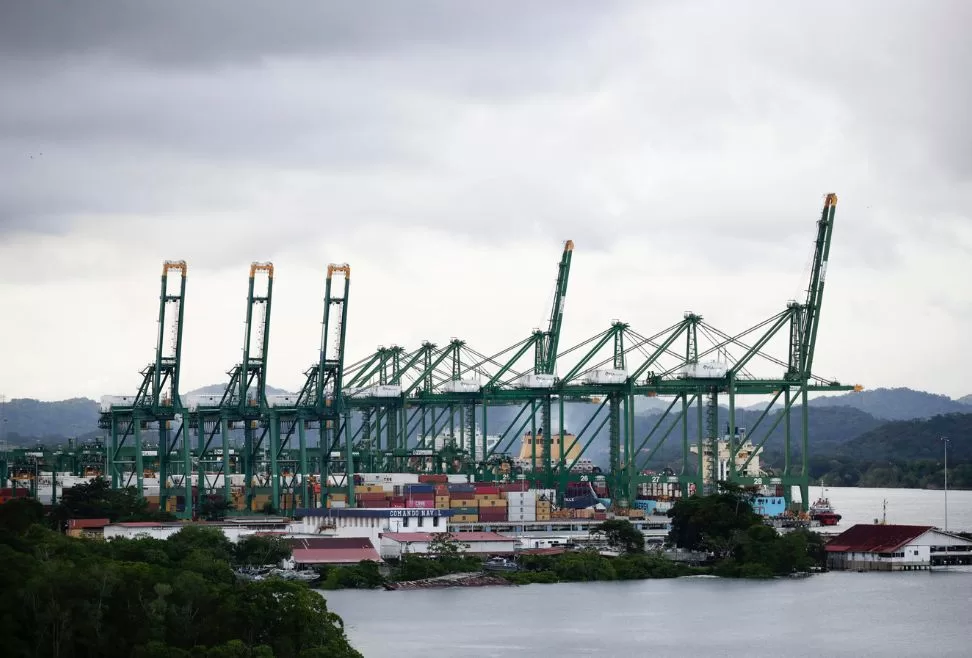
[941,437,949,532]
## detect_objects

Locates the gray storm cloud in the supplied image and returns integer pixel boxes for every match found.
[0,1,970,399]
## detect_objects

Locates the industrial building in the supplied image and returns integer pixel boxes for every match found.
[102,517,291,542]
[825,524,972,571]
[379,531,515,560]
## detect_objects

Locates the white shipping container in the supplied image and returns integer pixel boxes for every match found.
[184,394,222,411]
[582,368,628,385]
[507,505,536,514]
[100,395,136,412]
[505,493,537,504]
[514,374,556,389]
[677,360,728,379]
[441,379,480,393]
[509,513,537,521]
[348,384,403,398]
[506,490,537,497]
[267,394,299,407]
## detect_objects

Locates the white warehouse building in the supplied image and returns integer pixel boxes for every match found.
[826,524,972,571]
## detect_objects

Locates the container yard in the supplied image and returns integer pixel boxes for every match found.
[0,195,859,524]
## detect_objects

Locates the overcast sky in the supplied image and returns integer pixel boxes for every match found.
[1,0,971,402]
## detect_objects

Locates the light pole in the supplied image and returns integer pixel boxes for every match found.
[941,437,949,532]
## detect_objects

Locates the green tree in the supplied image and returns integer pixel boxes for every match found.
[235,535,292,567]
[591,519,645,554]
[49,476,175,527]
[667,490,761,556]
[0,520,362,657]
[428,532,466,560]
[0,497,46,534]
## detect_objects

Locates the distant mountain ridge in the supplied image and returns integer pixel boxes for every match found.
[3,386,970,456]
[184,384,293,397]
[808,387,970,421]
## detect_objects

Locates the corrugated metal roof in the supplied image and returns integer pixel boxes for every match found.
[825,524,934,553]
[292,547,381,564]
[289,537,374,550]
[68,518,110,529]
[383,532,515,543]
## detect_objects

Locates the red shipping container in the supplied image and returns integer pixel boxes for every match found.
[473,485,501,495]
[406,493,435,500]
[419,474,448,484]
[406,499,435,508]
[434,484,449,495]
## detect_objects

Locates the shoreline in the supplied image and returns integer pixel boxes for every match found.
[383,571,513,590]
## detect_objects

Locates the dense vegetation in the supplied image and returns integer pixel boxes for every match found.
[0,499,360,657]
[505,549,700,584]
[811,413,972,488]
[666,487,825,578]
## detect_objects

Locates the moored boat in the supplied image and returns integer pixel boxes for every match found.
[808,496,841,525]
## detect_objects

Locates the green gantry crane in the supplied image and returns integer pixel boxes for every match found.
[187,262,273,516]
[99,260,190,509]
[268,263,350,511]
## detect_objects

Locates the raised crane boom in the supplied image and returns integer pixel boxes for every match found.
[317,264,351,411]
[535,240,573,375]
[239,262,274,411]
[151,260,187,410]
[798,193,837,377]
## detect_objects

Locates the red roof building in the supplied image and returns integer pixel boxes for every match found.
[825,524,972,571]
[67,518,110,530]
[288,537,381,565]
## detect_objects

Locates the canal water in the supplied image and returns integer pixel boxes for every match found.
[323,487,972,656]
[326,571,972,657]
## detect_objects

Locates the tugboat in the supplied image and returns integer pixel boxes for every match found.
[808,492,842,526]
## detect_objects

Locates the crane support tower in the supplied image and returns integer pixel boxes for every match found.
[186,262,273,517]
[266,263,351,514]
[99,260,190,512]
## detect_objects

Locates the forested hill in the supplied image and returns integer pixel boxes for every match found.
[0,397,100,442]
[836,413,972,462]
[810,387,971,420]
[811,413,972,489]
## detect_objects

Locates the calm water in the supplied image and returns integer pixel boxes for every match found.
[326,573,972,658]
[799,486,972,531]
[323,487,972,657]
